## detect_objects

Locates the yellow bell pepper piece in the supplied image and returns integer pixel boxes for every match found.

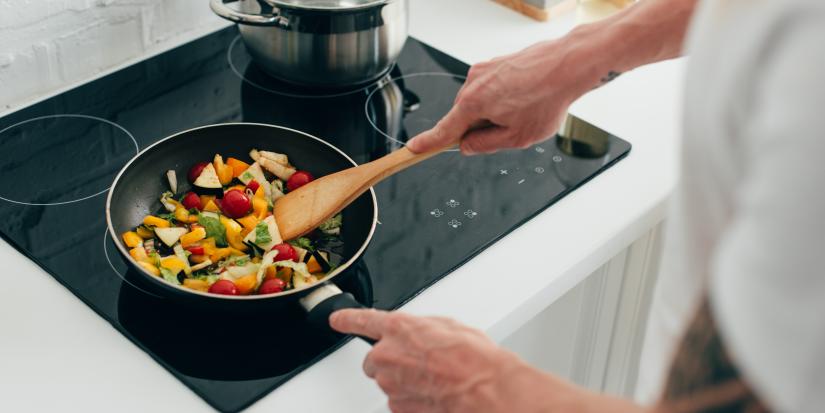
[210,248,233,263]
[307,255,323,274]
[201,238,217,255]
[233,274,259,295]
[199,195,216,208]
[143,215,171,228]
[252,197,268,220]
[225,185,245,194]
[203,199,220,213]
[160,256,187,275]
[254,186,266,200]
[190,254,209,264]
[138,262,161,276]
[226,157,250,178]
[129,246,151,264]
[219,216,249,252]
[183,279,210,292]
[236,215,259,230]
[229,247,246,256]
[135,226,154,239]
[122,231,143,248]
[214,154,234,186]
[174,206,199,224]
[180,227,207,247]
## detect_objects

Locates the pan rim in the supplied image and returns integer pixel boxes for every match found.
[105,122,378,301]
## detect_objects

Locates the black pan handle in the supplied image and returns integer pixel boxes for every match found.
[303,285,376,346]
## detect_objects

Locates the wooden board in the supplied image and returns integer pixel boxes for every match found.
[492,0,576,22]
[493,0,549,21]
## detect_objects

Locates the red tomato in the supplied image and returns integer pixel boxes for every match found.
[181,192,202,210]
[186,245,205,255]
[208,280,238,295]
[286,171,314,191]
[187,162,210,184]
[258,278,286,295]
[271,243,298,262]
[220,190,251,218]
[246,180,260,194]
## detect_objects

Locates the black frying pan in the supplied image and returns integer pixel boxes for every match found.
[106,123,378,327]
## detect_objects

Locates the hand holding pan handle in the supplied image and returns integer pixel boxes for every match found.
[302,284,377,346]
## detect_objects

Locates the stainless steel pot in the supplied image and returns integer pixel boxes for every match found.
[211,0,408,87]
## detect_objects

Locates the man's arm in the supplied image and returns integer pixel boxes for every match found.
[407,0,697,155]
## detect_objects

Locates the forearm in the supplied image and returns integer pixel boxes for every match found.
[496,353,649,413]
[560,0,698,92]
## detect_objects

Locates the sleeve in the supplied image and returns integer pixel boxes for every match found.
[709,4,825,413]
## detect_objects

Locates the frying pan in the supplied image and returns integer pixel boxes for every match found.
[106,123,378,328]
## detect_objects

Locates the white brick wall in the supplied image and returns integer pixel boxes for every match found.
[0,0,230,114]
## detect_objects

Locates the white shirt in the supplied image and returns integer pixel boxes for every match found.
[635,0,825,411]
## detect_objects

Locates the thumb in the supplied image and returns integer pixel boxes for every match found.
[406,104,474,154]
[329,308,390,340]
[459,125,512,155]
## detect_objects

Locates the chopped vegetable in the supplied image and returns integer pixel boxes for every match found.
[154,227,188,247]
[122,231,142,248]
[193,163,222,191]
[166,170,178,193]
[143,215,171,228]
[198,212,227,247]
[121,149,344,296]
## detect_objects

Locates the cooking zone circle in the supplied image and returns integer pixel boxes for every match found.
[364,72,466,148]
[227,35,393,99]
[0,114,138,206]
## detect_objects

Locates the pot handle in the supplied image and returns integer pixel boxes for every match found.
[303,284,377,346]
[210,0,283,26]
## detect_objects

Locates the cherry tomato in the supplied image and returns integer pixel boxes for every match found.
[286,171,314,191]
[208,279,238,295]
[181,192,202,210]
[220,190,251,218]
[258,278,286,295]
[271,243,298,262]
[246,180,260,194]
[186,245,205,255]
[187,162,210,184]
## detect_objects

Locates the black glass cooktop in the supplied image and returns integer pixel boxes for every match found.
[0,27,630,412]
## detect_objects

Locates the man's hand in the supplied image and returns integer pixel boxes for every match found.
[406,39,592,156]
[406,0,696,156]
[329,309,596,413]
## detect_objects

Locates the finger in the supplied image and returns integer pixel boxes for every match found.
[406,103,475,154]
[329,308,389,340]
[459,125,513,155]
[388,397,436,413]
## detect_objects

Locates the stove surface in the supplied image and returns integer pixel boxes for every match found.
[0,27,630,412]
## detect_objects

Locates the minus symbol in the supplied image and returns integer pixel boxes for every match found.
[517,179,525,185]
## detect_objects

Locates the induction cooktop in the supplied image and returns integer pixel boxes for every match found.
[0,27,631,412]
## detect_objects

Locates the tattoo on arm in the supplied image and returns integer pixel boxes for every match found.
[598,70,622,87]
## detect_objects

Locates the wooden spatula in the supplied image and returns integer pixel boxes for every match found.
[274,142,453,241]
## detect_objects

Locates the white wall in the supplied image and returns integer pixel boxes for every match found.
[0,0,229,113]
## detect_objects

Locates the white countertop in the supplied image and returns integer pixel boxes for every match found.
[0,0,684,411]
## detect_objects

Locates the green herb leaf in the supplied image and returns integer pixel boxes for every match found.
[319,214,343,232]
[241,171,254,181]
[289,237,313,251]
[198,214,228,247]
[254,222,271,245]
[234,258,249,267]
[193,274,220,284]
[158,212,176,222]
[160,267,181,285]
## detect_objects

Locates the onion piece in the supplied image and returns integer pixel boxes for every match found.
[166,170,177,193]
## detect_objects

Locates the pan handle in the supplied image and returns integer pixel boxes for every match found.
[303,284,376,346]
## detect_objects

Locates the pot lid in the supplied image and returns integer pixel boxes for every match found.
[267,0,390,11]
